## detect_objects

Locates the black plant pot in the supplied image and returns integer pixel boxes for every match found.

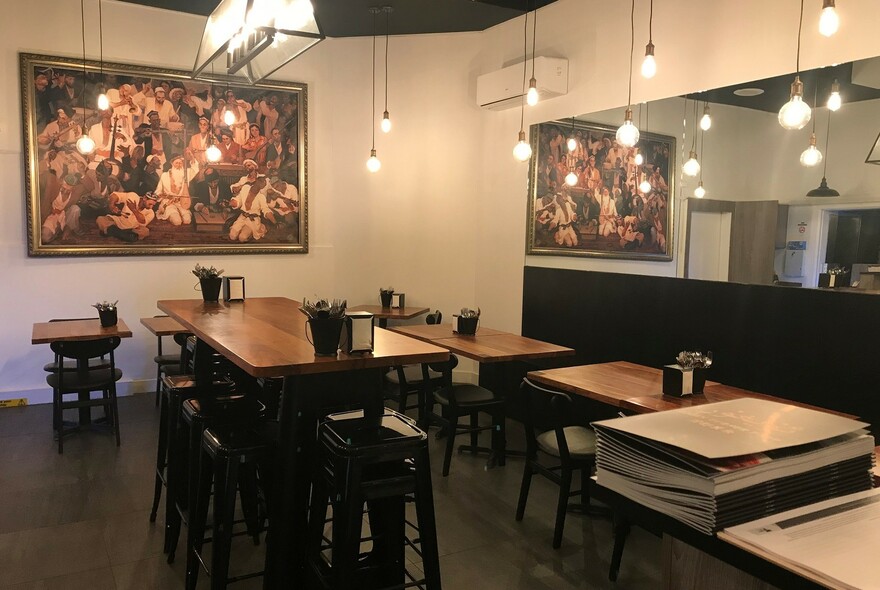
[200,277,223,303]
[307,317,345,356]
[98,308,117,328]
[379,292,393,308]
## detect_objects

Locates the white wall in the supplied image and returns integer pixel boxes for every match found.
[4,0,880,403]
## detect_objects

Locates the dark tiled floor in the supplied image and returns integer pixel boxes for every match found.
[0,394,661,588]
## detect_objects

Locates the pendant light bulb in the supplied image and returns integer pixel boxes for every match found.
[366,148,381,173]
[827,80,841,111]
[819,0,839,37]
[381,111,391,133]
[567,136,577,152]
[206,143,222,163]
[683,151,701,177]
[223,108,236,126]
[565,170,578,186]
[526,77,539,106]
[97,92,110,111]
[616,108,639,148]
[513,130,532,162]
[699,104,712,131]
[641,42,656,79]
[634,152,644,166]
[694,181,706,199]
[76,134,96,155]
[799,133,823,167]
[778,77,812,130]
[639,178,652,194]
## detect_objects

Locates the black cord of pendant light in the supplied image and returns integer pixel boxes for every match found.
[98,0,103,83]
[371,11,377,150]
[626,0,634,107]
[699,109,705,183]
[811,82,818,133]
[384,8,389,114]
[691,99,698,151]
[796,0,804,73]
[821,109,832,177]
[530,0,536,79]
[520,11,526,122]
[648,0,653,44]
[80,0,87,129]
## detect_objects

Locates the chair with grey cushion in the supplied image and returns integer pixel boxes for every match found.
[515,377,605,548]
[384,310,444,427]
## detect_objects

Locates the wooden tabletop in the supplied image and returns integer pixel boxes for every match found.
[140,316,188,337]
[347,305,430,320]
[32,319,133,344]
[389,323,575,363]
[157,297,449,378]
[528,361,856,418]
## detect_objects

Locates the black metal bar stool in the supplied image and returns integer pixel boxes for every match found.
[185,423,275,590]
[307,408,441,590]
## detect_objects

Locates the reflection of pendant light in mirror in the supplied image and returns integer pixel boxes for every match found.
[616,0,640,148]
[819,0,839,37]
[96,0,109,111]
[694,121,706,197]
[827,79,841,111]
[367,8,381,172]
[800,85,823,167]
[206,142,221,163]
[566,117,577,152]
[224,103,236,126]
[513,11,532,162]
[526,3,539,106]
[700,102,712,131]
[380,7,392,133]
[640,0,656,79]
[807,110,839,196]
[637,103,650,193]
[76,0,95,155]
[634,103,645,165]
[683,100,700,176]
[565,170,578,186]
[779,0,811,130]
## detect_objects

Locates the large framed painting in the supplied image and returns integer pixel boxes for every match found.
[20,52,307,256]
[526,119,674,261]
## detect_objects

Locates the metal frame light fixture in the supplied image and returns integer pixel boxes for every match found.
[192,0,324,84]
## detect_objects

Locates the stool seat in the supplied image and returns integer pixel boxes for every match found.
[154,353,180,365]
[47,368,122,389]
[321,409,426,456]
[434,383,499,406]
[43,358,111,372]
[202,426,273,459]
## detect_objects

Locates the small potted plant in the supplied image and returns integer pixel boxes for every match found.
[300,298,347,356]
[455,307,481,335]
[193,263,224,303]
[93,300,118,327]
[662,351,713,397]
[379,286,394,308]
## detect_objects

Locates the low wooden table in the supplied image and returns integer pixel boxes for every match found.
[348,305,430,328]
[157,297,449,589]
[390,323,575,465]
[32,318,132,425]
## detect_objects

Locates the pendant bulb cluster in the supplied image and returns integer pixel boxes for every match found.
[683,100,700,177]
[700,103,712,131]
[367,8,381,172]
[76,0,95,155]
[779,1,812,130]
[513,10,532,162]
[617,0,640,148]
[827,79,841,111]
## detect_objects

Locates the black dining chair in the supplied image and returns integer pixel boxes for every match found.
[427,354,506,477]
[42,318,111,374]
[384,310,444,427]
[47,336,123,453]
[515,377,606,548]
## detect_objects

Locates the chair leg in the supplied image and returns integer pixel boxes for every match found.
[515,460,534,521]
[211,454,239,590]
[492,407,506,467]
[553,469,572,549]
[580,465,591,506]
[609,511,631,581]
[54,388,64,455]
[469,413,479,450]
[442,411,457,477]
[155,365,162,407]
[185,446,214,590]
[238,463,262,545]
[109,385,121,447]
[414,445,442,590]
[150,388,170,522]
[397,386,408,415]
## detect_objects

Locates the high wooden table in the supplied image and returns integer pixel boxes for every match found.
[32,318,133,424]
[348,305,430,328]
[156,297,449,589]
[389,323,575,464]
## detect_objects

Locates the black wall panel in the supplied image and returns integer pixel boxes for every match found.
[522,267,880,428]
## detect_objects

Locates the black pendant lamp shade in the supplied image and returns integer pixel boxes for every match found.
[806,177,840,197]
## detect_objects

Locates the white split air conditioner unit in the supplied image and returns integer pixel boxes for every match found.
[476,56,568,111]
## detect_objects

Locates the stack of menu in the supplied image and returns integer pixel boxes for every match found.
[592,398,875,534]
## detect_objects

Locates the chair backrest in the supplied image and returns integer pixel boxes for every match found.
[520,377,578,463]
[426,310,442,325]
[424,353,458,387]
[50,336,121,364]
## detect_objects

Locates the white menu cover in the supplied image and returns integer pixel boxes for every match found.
[593,398,868,459]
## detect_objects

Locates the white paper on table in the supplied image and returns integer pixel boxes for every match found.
[722,488,880,590]
[592,398,868,459]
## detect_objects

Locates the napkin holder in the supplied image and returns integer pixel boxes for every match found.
[391,292,405,309]
[662,364,708,397]
[223,276,246,302]
[343,311,374,354]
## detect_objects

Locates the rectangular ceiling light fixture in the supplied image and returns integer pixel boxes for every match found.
[193,0,324,83]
